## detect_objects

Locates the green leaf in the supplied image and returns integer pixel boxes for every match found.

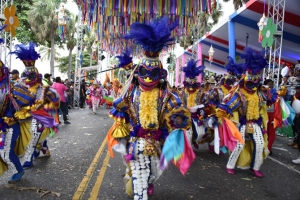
[262,27,268,37]
[261,38,268,48]
[266,18,273,28]
[267,37,274,47]
[241,177,252,181]
[270,23,277,35]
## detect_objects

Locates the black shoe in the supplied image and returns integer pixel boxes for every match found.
[269,151,272,156]
[64,121,71,124]
[59,121,61,124]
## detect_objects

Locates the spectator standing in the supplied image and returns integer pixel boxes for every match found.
[9,69,20,83]
[52,77,71,124]
[79,79,86,109]
[42,73,53,87]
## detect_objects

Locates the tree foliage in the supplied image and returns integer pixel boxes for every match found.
[56,51,98,73]
[223,0,249,10]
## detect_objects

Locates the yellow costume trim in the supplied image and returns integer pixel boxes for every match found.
[28,83,40,94]
[185,88,199,108]
[0,157,8,176]
[165,107,191,130]
[14,106,32,120]
[111,121,130,138]
[241,88,259,120]
[221,85,230,96]
[2,117,16,126]
[139,88,159,129]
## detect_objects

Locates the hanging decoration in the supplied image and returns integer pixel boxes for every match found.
[56,2,69,41]
[91,42,97,60]
[257,13,268,43]
[208,45,214,63]
[75,0,208,55]
[4,5,19,37]
[261,18,277,48]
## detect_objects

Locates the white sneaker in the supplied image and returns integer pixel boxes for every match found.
[292,157,300,164]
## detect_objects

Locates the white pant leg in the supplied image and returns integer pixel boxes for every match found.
[92,99,100,112]
[251,124,264,170]
[226,125,246,169]
[0,128,18,174]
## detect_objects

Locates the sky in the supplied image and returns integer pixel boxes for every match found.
[5,0,235,81]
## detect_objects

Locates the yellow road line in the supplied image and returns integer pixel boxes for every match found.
[72,138,107,200]
[89,152,110,200]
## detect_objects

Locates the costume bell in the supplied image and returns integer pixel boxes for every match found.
[106,17,195,200]
[10,42,60,169]
[216,48,274,178]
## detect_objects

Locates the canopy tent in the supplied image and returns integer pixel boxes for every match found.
[179,0,300,75]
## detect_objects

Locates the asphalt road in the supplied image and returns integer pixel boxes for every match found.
[0,107,300,200]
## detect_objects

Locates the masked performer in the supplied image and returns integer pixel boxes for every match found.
[106,17,194,200]
[207,57,244,154]
[11,42,59,169]
[216,48,270,178]
[0,57,37,183]
[89,80,102,114]
[181,60,206,148]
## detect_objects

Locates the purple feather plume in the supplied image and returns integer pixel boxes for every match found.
[240,47,268,75]
[124,17,178,53]
[226,56,245,75]
[183,59,205,79]
[10,42,41,61]
[115,48,132,69]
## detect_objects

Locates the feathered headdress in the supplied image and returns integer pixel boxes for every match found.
[240,47,268,75]
[10,42,41,67]
[226,56,244,75]
[183,59,206,80]
[116,48,133,70]
[124,17,178,57]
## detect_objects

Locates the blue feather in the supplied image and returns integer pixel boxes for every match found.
[124,17,178,53]
[240,47,268,75]
[183,59,205,79]
[10,42,41,61]
[226,56,245,75]
[115,48,132,68]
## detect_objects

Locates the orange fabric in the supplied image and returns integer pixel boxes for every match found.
[224,117,245,145]
[106,122,118,158]
[273,99,282,129]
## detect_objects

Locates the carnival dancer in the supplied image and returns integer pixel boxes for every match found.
[111,78,122,101]
[0,58,37,182]
[216,48,270,178]
[181,59,206,148]
[106,17,194,199]
[89,80,102,114]
[207,57,244,154]
[10,42,59,169]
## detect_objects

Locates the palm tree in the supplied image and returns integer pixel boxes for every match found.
[39,45,61,62]
[28,0,61,76]
[66,14,77,80]
[83,25,96,68]
[223,0,249,10]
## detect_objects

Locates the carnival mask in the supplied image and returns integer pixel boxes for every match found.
[244,74,261,92]
[0,61,9,84]
[138,58,167,91]
[21,67,39,86]
[183,78,201,94]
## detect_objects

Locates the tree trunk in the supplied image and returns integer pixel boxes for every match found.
[89,50,92,67]
[67,47,73,80]
[50,32,55,76]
